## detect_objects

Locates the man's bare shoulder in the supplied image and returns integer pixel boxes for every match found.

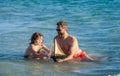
[68,35,77,41]
[54,35,59,39]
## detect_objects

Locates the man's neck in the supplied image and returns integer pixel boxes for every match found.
[59,32,68,39]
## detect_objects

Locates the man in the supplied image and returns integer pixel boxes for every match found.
[54,21,94,62]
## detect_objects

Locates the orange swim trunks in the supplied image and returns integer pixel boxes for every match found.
[73,51,87,58]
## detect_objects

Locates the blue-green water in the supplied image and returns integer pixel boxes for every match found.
[0,0,120,76]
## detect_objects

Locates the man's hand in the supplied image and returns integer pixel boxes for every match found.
[57,59,64,62]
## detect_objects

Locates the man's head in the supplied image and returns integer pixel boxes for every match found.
[56,21,68,35]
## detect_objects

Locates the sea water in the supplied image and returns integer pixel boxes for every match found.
[0,0,120,76]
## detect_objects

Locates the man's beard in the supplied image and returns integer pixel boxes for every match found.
[58,32,64,36]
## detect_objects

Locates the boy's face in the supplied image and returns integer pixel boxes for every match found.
[36,36,43,45]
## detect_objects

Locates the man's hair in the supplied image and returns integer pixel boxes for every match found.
[30,32,43,44]
[57,21,68,28]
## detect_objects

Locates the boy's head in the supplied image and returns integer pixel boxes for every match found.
[30,32,43,44]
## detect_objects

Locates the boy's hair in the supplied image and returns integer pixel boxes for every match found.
[30,32,43,44]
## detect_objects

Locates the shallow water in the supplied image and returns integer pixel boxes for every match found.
[0,0,120,76]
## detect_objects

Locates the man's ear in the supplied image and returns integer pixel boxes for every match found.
[65,27,68,31]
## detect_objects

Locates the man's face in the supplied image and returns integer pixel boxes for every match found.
[56,25,65,35]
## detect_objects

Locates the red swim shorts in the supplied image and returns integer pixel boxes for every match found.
[73,51,87,58]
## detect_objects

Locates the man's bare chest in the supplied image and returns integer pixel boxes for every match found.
[57,39,70,51]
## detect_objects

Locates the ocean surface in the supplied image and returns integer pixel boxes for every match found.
[0,0,120,76]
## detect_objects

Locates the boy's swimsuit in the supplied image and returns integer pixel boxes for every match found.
[73,51,86,58]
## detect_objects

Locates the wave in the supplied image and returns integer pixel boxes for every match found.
[0,53,24,60]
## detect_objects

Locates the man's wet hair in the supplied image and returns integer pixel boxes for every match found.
[57,21,68,28]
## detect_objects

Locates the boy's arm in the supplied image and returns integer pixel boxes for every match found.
[42,44,50,53]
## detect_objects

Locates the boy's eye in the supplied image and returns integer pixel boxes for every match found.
[36,40,42,43]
